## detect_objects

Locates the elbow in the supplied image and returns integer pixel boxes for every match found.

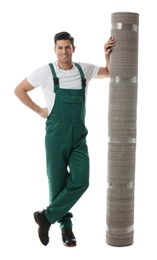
[105,67,110,78]
[14,87,17,96]
[14,87,19,97]
[14,86,23,98]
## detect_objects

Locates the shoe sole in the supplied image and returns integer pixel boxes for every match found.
[62,242,77,247]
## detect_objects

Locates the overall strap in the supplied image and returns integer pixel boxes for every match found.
[74,63,86,88]
[48,63,59,92]
[49,62,86,90]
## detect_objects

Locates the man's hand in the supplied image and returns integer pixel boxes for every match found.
[38,107,49,119]
[104,37,115,56]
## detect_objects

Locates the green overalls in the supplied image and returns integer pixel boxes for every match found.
[45,63,89,230]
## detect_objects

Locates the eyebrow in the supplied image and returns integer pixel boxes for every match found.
[56,44,72,48]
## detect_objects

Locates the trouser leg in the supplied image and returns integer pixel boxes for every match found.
[44,124,89,225]
[58,140,90,230]
[58,212,73,230]
[44,122,72,228]
[46,158,73,230]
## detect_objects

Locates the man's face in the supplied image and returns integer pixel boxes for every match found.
[54,40,75,64]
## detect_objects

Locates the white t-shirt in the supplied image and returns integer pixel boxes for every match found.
[27,61,99,115]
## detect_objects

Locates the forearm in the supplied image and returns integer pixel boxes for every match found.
[105,54,110,73]
[96,37,115,78]
[14,88,42,114]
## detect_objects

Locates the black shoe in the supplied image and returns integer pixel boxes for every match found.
[61,229,77,247]
[34,210,51,246]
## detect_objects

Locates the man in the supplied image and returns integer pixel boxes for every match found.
[14,32,115,247]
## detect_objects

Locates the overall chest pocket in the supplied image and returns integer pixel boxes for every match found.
[61,96,83,118]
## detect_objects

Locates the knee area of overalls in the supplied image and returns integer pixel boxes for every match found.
[79,173,89,188]
[79,177,89,193]
[84,178,89,190]
[67,178,89,192]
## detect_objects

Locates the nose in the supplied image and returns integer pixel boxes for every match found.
[62,47,67,53]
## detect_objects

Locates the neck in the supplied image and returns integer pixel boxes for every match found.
[57,61,73,70]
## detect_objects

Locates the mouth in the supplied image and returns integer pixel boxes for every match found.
[61,55,68,58]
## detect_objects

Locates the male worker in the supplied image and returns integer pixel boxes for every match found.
[14,31,115,247]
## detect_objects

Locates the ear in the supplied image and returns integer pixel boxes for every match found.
[54,47,57,54]
[73,46,76,53]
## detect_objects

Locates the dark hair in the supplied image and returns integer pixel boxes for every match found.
[54,31,74,46]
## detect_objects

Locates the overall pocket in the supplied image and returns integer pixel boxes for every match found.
[61,96,83,118]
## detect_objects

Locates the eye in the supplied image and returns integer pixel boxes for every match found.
[66,45,72,50]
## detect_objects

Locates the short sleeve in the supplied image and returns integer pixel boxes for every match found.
[27,66,46,88]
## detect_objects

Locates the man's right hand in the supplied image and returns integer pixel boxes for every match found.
[38,107,49,119]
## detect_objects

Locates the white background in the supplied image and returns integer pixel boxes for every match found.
[1,0,157,259]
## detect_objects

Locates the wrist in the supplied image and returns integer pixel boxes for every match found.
[33,104,41,114]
